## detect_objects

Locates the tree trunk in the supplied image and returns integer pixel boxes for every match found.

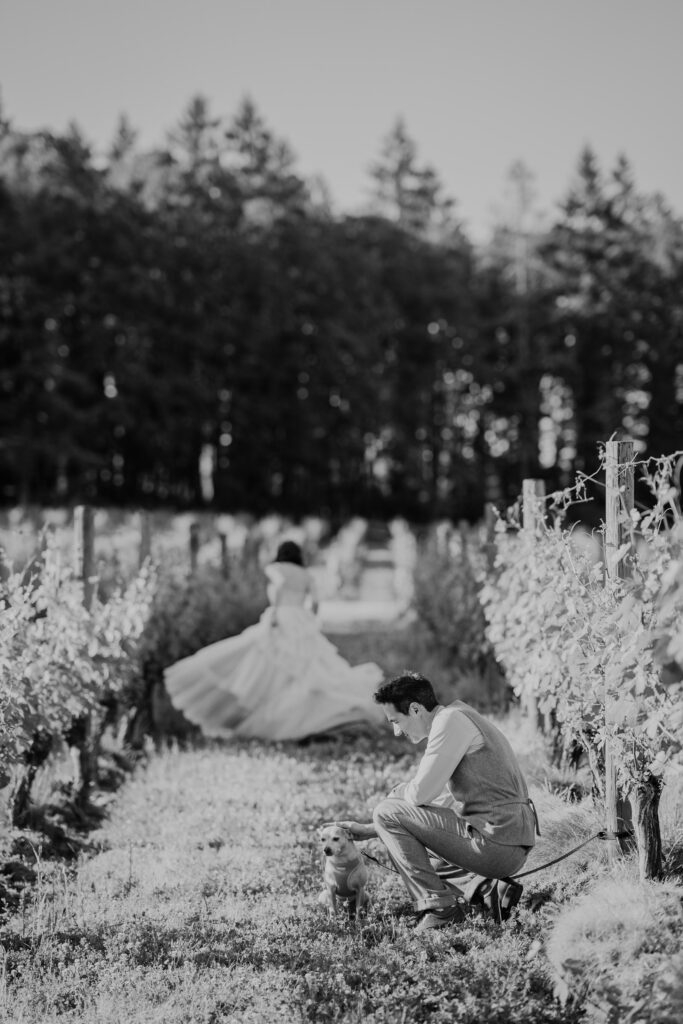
[11,767,39,827]
[10,731,53,826]
[65,713,98,808]
[630,775,663,880]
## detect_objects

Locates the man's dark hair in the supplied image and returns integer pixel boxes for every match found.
[374,672,439,714]
[274,540,304,566]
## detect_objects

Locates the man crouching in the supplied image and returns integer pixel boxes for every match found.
[333,672,539,934]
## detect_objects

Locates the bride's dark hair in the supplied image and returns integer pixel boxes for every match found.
[274,540,304,566]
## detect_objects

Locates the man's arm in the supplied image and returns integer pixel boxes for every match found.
[402,709,481,806]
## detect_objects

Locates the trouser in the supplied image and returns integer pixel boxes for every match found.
[373,797,530,911]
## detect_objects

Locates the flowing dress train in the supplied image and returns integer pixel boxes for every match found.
[164,561,385,740]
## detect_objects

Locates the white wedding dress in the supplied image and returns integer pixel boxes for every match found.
[164,561,385,740]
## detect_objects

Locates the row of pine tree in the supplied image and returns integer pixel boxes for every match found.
[1,96,682,521]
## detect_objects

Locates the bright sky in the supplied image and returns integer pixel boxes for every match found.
[2,0,682,240]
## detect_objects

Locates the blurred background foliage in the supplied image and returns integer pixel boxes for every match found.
[2,95,682,524]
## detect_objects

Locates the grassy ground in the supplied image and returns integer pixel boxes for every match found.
[1,627,682,1022]
[1,730,583,1024]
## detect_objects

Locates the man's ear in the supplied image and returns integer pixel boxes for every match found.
[408,702,420,717]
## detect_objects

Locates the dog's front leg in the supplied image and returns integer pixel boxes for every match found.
[325,883,338,918]
[354,885,367,918]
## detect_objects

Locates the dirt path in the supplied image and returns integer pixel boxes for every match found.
[317,540,409,636]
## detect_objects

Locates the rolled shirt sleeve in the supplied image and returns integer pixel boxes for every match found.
[403,707,482,806]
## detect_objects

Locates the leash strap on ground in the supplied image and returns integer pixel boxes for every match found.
[511,830,632,879]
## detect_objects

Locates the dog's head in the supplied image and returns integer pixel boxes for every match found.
[319,824,354,858]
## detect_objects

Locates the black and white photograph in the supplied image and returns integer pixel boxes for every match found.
[1,1,682,1020]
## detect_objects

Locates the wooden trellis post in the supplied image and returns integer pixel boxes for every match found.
[189,522,200,572]
[73,505,96,611]
[521,480,545,726]
[484,502,497,572]
[218,531,229,579]
[72,505,96,804]
[139,511,152,568]
[604,439,634,860]
[522,479,546,536]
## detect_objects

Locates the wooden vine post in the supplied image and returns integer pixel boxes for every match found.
[189,522,200,572]
[522,480,546,726]
[604,440,635,862]
[218,531,230,579]
[522,480,545,534]
[72,505,96,805]
[484,502,497,572]
[139,511,152,568]
[74,505,96,612]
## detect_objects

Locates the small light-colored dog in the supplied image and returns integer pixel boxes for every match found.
[317,824,370,918]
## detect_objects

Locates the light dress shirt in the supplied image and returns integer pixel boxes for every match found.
[394,705,484,807]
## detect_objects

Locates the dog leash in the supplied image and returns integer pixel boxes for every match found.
[510,829,632,879]
[361,850,399,874]
[360,829,632,880]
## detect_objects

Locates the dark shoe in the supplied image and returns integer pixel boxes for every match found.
[475,878,523,924]
[414,902,467,934]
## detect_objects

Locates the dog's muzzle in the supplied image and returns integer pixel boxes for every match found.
[323,847,333,856]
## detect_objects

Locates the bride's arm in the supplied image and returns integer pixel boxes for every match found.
[306,571,319,615]
[264,564,284,626]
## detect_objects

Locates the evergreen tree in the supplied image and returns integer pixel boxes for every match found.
[541,147,644,475]
[0,128,103,503]
[369,119,456,240]
[3,96,682,520]
[541,148,683,490]
[224,96,308,218]
[482,161,554,492]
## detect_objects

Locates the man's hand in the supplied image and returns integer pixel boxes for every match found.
[322,820,377,840]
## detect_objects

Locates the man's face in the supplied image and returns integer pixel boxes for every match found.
[383,702,425,744]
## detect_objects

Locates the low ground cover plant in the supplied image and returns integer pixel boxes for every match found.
[0,724,591,1024]
[3,711,681,1023]
[547,872,683,1023]
[1,629,682,1022]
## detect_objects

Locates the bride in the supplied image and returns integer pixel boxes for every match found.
[164,540,385,740]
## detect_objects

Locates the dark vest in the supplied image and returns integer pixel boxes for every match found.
[445,701,537,848]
